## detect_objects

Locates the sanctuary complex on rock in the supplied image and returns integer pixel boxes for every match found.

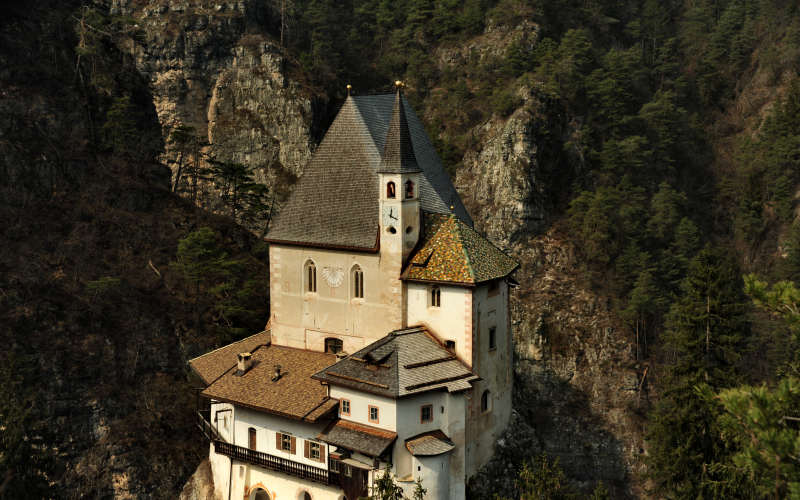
[189,85,518,500]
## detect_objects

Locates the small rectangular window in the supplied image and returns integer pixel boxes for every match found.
[445,340,455,352]
[330,459,340,472]
[421,404,433,423]
[340,399,351,416]
[430,286,441,308]
[344,464,352,477]
[488,280,499,296]
[310,442,321,460]
[489,327,497,350]
[281,433,292,451]
[369,405,379,423]
[248,427,257,450]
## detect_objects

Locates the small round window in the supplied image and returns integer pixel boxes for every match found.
[387,226,397,234]
[405,226,413,234]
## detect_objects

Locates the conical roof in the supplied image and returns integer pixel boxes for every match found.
[378,90,422,174]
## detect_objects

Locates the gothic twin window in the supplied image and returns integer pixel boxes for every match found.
[352,265,364,299]
[388,180,414,198]
[305,260,317,293]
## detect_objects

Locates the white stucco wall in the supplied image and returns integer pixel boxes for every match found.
[329,386,396,431]
[406,283,472,365]
[228,462,345,500]
[269,245,404,352]
[232,407,331,468]
[465,280,513,477]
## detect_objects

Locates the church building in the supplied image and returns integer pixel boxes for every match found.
[189,85,518,500]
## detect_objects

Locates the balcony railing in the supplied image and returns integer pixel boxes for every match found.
[213,441,330,484]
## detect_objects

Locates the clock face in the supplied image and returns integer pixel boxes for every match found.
[382,206,399,227]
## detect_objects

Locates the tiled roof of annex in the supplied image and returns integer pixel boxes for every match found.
[405,430,456,456]
[312,326,478,398]
[266,92,471,251]
[189,331,271,385]
[198,342,339,423]
[318,419,397,458]
[402,212,519,285]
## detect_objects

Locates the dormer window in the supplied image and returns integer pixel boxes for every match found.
[405,180,414,199]
[305,260,317,293]
[387,181,396,199]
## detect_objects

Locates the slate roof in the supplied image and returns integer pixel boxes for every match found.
[312,326,478,398]
[405,430,456,457]
[189,331,271,385]
[267,93,471,250]
[201,344,338,422]
[378,91,421,174]
[318,420,397,457]
[402,213,519,285]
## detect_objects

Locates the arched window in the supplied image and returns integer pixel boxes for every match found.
[405,180,414,199]
[325,338,343,354]
[387,181,396,199]
[352,265,364,299]
[305,260,317,293]
[481,390,491,413]
[253,489,270,500]
[298,492,312,500]
[430,286,441,308]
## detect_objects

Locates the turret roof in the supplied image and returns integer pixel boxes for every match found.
[402,213,519,285]
[377,90,422,174]
[266,93,471,251]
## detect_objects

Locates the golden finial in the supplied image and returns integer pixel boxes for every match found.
[346,84,352,96]
[395,80,404,89]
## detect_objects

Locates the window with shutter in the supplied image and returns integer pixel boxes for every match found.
[304,440,310,459]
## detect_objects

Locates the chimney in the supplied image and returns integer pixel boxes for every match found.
[271,364,282,382]
[236,352,252,376]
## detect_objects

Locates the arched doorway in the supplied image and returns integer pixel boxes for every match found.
[250,488,270,500]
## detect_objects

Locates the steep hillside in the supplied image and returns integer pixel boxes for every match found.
[0,2,268,497]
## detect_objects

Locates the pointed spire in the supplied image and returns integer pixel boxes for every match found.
[378,82,422,174]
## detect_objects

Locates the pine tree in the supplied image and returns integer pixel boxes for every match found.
[647,245,751,498]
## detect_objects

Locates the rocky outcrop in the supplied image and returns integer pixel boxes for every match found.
[179,460,218,500]
[113,0,316,202]
[455,87,555,247]
[468,233,646,498]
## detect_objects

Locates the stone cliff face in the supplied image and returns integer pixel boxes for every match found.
[113,0,317,202]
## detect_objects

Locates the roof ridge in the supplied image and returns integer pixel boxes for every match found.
[452,215,477,282]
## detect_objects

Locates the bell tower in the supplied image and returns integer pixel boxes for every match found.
[378,83,421,264]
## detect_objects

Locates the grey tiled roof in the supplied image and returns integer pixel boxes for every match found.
[378,91,421,174]
[312,326,479,398]
[267,94,471,250]
[405,430,455,456]
[318,420,397,457]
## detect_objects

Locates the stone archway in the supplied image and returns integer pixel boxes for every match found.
[249,487,270,500]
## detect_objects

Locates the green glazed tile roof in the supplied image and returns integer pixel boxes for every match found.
[402,213,518,285]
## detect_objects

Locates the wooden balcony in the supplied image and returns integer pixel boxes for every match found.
[213,441,330,484]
